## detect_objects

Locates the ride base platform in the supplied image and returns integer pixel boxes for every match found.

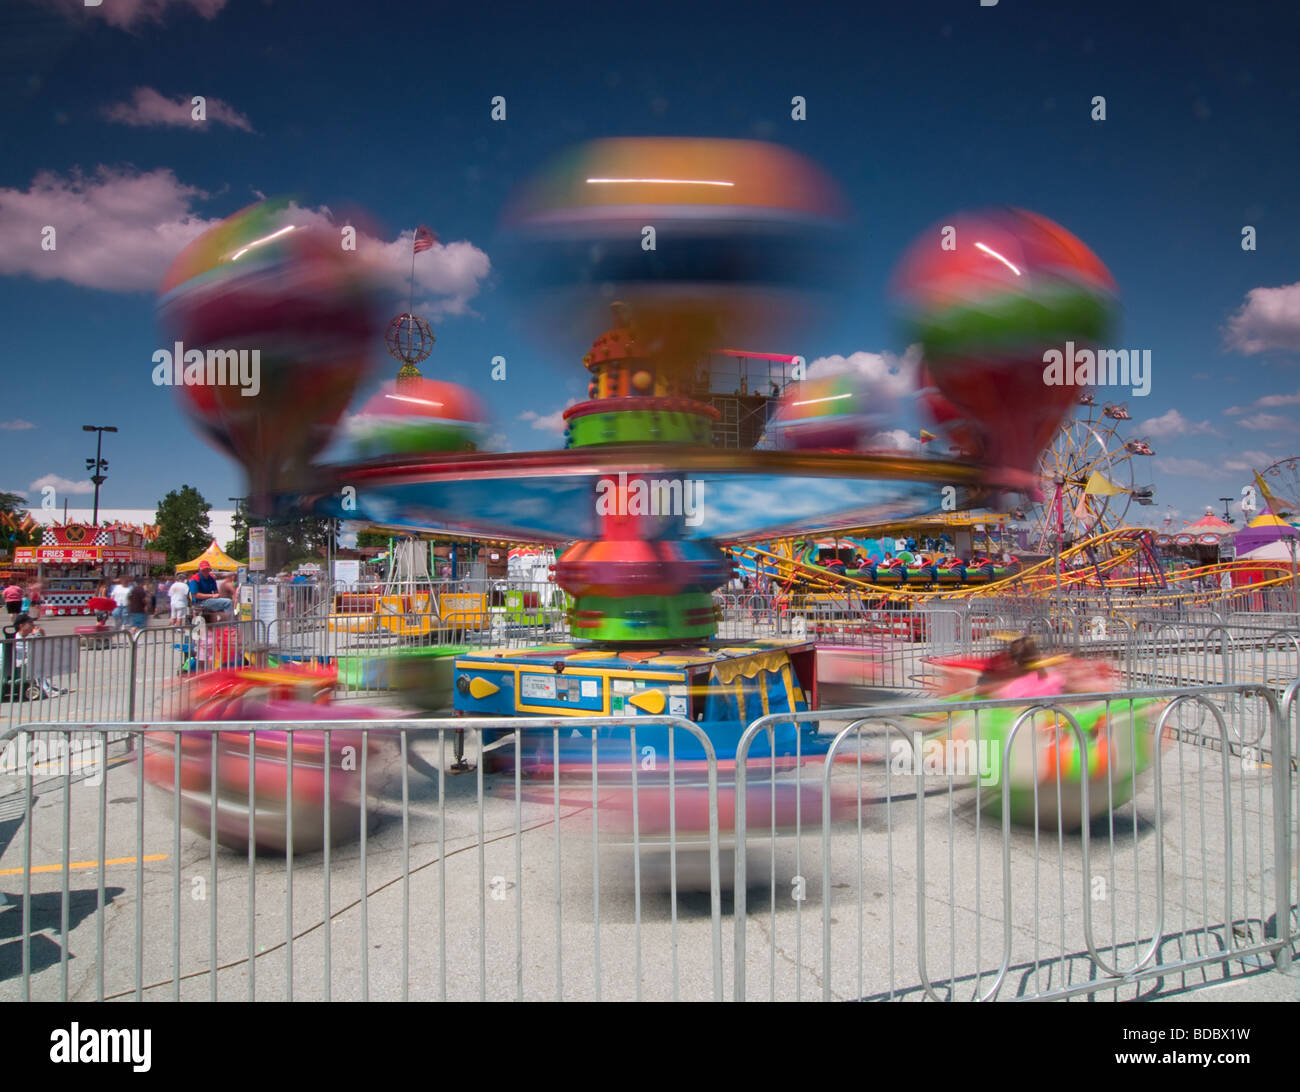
[453,638,819,767]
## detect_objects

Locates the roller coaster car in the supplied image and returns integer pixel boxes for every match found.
[905,558,937,586]
[968,555,1020,582]
[934,558,967,585]
[873,558,905,584]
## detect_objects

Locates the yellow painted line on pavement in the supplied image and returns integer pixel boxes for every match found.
[0,854,168,876]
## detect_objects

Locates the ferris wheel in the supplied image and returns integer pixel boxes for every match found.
[1255,456,1300,518]
[1021,397,1155,552]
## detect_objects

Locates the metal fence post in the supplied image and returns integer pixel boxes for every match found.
[127,631,139,722]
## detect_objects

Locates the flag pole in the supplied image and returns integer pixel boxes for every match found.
[407,228,417,321]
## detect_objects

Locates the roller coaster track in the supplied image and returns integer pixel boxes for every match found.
[727,526,1296,608]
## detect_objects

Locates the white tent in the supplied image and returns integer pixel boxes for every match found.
[1238,539,1298,563]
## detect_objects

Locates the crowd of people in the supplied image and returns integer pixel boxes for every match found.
[98,561,240,633]
[3,564,258,694]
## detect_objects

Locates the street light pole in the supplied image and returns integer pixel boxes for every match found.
[82,425,118,527]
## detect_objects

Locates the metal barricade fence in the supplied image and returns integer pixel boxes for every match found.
[273,580,571,669]
[1284,680,1300,958]
[12,583,574,722]
[731,682,1293,1001]
[0,715,724,1002]
[1,680,1295,1002]
[131,620,270,721]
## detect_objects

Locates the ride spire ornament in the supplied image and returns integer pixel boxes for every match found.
[385,312,434,376]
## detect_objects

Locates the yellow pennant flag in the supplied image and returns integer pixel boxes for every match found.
[1254,470,1295,519]
[1084,471,1125,496]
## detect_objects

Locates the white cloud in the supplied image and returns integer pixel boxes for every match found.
[0,171,492,316]
[866,428,922,454]
[0,420,35,430]
[1223,449,1277,472]
[519,400,576,432]
[368,228,491,320]
[0,166,213,291]
[1153,457,1216,477]
[29,474,93,495]
[1255,389,1300,407]
[1226,388,1300,420]
[1238,412,1293,431]
[102,87,253,132]
[1224,282,1300,353]
[1138,409,1220,438]
[40,0,227,30]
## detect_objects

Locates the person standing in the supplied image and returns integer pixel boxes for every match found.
[3,582,23,618]
[24,580,44,619]
[167,574,191,627]
[110,577,130,630]
[126,578,149,635]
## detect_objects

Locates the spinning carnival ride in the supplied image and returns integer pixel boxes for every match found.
[144,151,1164,848]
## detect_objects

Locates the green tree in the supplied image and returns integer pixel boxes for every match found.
[268,516,333,567]
[0,491,37,555]
[154,486,212,567]
[356,529,390,549]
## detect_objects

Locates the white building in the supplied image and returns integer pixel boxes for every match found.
[24,507,238,551]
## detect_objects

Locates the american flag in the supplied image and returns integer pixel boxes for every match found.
[412,225,437,254]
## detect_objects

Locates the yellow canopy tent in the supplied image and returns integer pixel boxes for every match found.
[176,541,242,573]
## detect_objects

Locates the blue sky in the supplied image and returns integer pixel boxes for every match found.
[2,0,1298,528]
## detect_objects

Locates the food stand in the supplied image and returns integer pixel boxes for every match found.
[13,524,167,616]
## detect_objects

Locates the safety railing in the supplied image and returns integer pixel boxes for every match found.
[3,674,1296,1002]
[0,714,724,1003]
[1,621,270,733]
[732,682,1292,1001]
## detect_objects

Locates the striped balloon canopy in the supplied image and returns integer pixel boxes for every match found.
[892,208,1118,483]
[503,138,850,363]
[156,199,380,496]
